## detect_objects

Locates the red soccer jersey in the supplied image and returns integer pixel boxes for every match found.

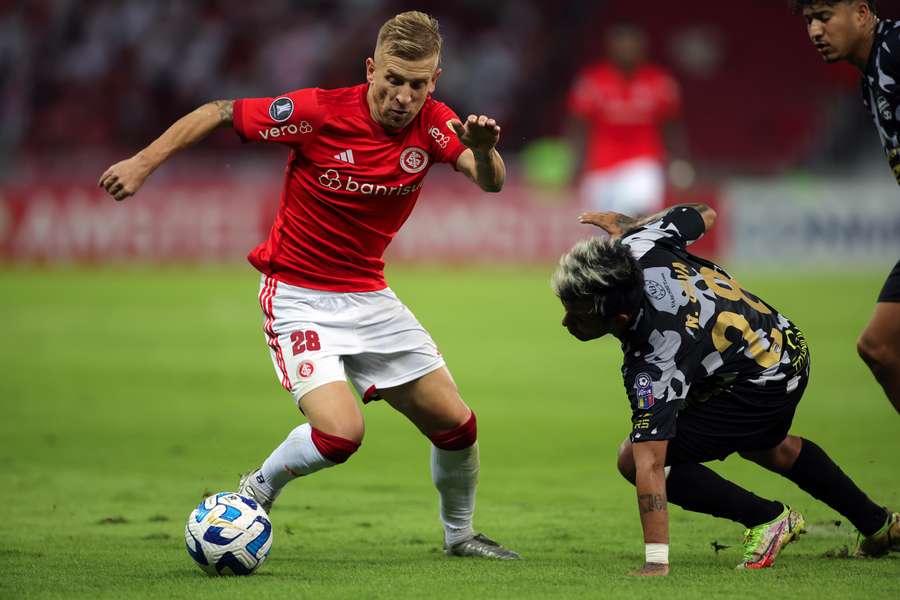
[233,84,466,292]
[568,62,681,171]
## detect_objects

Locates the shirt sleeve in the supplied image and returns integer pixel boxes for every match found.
[624,329,696,444]
[232,88,321,145]
[622,206,707,259]
[426,100,467,165]
[880,23,900,94]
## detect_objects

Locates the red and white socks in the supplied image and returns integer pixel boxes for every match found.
[429,412,479,546]
[258,423,360,494]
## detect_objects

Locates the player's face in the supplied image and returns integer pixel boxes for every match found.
[607,28,647,72]
[802,1,868,63]
[561,298,616,342]
[366,51,441,131]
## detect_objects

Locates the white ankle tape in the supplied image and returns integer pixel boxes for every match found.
[645,543,669,564]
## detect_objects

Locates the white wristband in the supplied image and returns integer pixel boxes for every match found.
[645,543,669,564]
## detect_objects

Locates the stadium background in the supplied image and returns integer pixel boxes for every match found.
[2,1,898,597]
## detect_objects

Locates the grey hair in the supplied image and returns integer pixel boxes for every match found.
[551,237,644,317]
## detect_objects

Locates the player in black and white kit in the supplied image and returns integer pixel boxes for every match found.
[795,0,900,415]
[553,205,899,576]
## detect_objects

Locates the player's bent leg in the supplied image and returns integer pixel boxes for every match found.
[743,435,890,547]
[738,434,802,473]
[857,301,900,414]
[240,382,363,512]
[380,367,519,560]
[380,366,470,435]
[617,436,637,484]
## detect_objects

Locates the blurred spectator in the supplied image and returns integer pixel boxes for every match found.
[565,23,690,215]
[2,0,540,163]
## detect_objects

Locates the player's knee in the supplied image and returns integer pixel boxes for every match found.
[310,427,362,464]
[617,438,636,485]
[857,332,898,378]
[428,411,477,450]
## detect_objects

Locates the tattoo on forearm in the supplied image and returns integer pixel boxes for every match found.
[212,100,233,124]
[638,494,668,514]
[615,214,638,231]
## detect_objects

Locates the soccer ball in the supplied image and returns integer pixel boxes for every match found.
[184,492,273,576]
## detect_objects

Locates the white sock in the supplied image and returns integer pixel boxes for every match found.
[431,443,479,546]
[260,423,335,492]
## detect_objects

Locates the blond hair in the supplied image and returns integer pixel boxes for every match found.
[375,11,442,63]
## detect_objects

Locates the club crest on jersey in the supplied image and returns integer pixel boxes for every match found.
[269,97,294,122]
[297,360,315,380]
[400,146,429,174]
[634,372,655,409]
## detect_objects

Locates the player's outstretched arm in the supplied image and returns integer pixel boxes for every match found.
[98,100,234,201]
[630,440,670,577]
[451,114,505,193]
[579,203,716,239]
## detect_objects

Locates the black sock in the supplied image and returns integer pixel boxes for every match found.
[666,463,784,528]
[784,438,888,537]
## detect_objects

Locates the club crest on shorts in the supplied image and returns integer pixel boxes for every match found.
[268,97,294,122]
[297,360,315,380]
[634,372,655,409]
[400,146,429,173]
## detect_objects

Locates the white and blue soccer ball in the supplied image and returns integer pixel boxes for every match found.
[185,492,273,576]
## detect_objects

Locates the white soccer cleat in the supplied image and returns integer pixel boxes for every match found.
[238,469,279,514]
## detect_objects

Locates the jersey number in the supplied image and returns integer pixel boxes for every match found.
[712,312,783,368]
[291,330,321,355]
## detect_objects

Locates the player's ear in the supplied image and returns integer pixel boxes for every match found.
[365,57,376,84]
[429,67,442,94]
[854,0,871,23]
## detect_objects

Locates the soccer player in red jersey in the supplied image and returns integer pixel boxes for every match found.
[98,11,518,559]
[566,23,691,216]
[794,0,900,416]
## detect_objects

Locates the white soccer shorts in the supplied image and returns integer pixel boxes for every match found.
[257,275,445,405]
[581,158,665,216]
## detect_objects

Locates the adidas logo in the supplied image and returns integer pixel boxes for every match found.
[334,149,355,164]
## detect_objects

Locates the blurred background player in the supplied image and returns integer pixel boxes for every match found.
[565,23,691,216]
[795,0,900,415]
[553,205,899,576]
[98,11,519,560]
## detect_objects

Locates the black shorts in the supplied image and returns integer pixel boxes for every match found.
[664,366,810,466]
[877,259,900,303]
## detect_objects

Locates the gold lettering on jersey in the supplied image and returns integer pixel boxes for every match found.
[699,267,771,315]
[784,328,810,372]
[672,261,701,333]
[712,312,782,369]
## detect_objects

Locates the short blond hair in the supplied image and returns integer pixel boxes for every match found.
[375,11,442,63]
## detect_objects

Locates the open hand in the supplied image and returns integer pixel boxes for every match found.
[578,211,632,238]
[98,155,152,201]
[448,115,501,154]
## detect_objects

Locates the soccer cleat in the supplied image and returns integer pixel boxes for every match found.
[737,506,806,569]
[854,511,900,558]
[444,533,521,560]
[238,469,279,514]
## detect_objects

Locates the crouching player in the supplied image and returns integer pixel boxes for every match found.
[552,204,899,575]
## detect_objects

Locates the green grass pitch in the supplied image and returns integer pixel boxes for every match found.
[1,265,897,599]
